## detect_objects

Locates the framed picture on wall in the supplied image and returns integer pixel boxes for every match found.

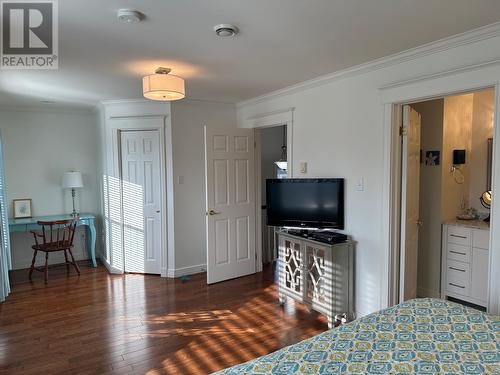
[13,199,32,218]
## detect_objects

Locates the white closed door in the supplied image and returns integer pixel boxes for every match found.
[401,105,422,300]
[121,130,162,274]
[205,127,256,284]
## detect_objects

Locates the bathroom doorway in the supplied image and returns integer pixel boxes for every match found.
[399,88,494,309]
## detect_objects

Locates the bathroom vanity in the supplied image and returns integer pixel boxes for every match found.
[441,220,490,307]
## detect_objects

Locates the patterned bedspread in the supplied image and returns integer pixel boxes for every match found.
[215,298,500,374]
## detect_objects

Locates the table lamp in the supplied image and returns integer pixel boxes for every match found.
[62,171,83,217]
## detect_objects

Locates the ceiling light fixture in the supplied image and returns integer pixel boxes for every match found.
[117,9,144,24]
[214,24,239,37]
[143,67,185,101]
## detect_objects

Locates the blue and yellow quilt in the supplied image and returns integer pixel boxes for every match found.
[216,298,500,374]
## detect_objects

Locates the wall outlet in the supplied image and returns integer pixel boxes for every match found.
[299,162,307,174]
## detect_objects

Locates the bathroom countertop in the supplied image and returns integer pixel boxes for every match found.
[443,219,490,230]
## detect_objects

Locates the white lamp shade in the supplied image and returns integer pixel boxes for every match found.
[63,171,83,189]
[275,161,287,171]
[143,73,185,101]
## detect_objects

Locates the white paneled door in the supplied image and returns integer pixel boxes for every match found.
[205,127,256,284]
[401,105,422,300]
[121,130,162,274]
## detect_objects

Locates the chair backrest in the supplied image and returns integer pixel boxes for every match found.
[36,218,78,246]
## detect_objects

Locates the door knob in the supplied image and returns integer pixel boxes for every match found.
[207,209,221,216]
[417,220,424,227]
[156,210,160,213]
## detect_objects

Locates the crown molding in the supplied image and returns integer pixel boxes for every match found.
[100,97,236,109]
[0,104,94,116]
[99,98,152,106]
[237,21,500,109]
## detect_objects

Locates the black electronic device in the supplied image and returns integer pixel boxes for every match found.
[266,178,344,229]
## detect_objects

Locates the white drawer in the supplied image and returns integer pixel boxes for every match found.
[447,243,470,263]
[446,260,470,296]
[447,226,471,247]
[472,229,489,250]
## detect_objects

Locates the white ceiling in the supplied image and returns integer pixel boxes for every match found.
[2,0,500,110]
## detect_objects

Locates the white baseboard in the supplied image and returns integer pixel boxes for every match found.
[417,286,441,298]
[166,264,206,278]
[101,256,123,274]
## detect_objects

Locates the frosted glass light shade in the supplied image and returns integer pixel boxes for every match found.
[62,171,83,189]
[143,73,185,101]
[275,161,287,171]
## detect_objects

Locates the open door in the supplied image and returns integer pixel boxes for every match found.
[401,105,422,300]
[205,127,256,284]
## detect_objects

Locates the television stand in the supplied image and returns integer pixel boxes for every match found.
[277,229,354,328]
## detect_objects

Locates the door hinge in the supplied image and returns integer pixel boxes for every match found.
[254,141,257,148]
[399,126,407,136]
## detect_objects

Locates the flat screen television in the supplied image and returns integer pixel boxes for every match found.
[266,178,344,229]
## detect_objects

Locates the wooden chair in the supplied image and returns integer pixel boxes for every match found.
[29,218,80,283]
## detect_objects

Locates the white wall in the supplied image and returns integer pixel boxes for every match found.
[170,100,237,273]
[237,24,500,316]
[0,108,100,269]
[411,99,444,298]
[470,89,495,212]
[442,94,473,221]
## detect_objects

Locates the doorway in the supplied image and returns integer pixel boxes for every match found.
[257,125,288,265]
[120,130,163,274]
[396,88,495,308]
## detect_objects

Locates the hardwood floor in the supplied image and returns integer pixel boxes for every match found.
[0,262,327,374]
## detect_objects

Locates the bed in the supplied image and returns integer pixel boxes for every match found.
[215,298,500,374]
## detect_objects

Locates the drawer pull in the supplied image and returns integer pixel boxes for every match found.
[450,234,467,239]
[450,250,466,256]
[449,266,466,272]
[449,282,465,289]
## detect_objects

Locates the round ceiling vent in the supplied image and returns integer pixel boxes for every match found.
[214,24,239,37]
[117,9,144,24]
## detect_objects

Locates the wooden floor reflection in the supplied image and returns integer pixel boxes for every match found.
[1,262,327,374]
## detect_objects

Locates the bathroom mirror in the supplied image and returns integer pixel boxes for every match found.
[487,138,493,191]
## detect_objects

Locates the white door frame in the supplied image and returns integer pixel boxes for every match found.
[249,108,294,272]
[108,115,175,277]
[381,77,499,312]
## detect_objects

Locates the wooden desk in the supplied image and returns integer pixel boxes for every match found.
[8,213,97,267]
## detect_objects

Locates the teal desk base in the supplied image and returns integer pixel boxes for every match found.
[8,213,97,268]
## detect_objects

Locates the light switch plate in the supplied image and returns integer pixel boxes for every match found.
[299,162,307,174]
[356,177,364,191]
[178,176,184,184]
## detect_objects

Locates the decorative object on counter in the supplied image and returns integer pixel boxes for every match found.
[13,199,32,218]
[425,150,440,166]
[62,171,83,217]
[457,207,478,221]
[480,190,492,222]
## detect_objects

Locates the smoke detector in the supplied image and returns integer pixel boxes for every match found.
[117,9,144,24]
[214,24,239,37]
